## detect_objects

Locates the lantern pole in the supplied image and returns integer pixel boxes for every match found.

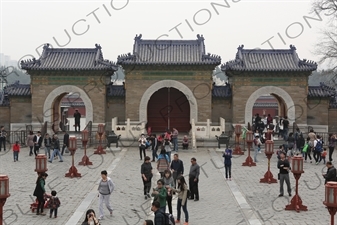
[285,155,307,212]
[260,140,277,183]
[242,130,256,167]
[94,124,106,154]
[0,175,10,225]
[233,124,244,155]
[323,182,337,225]
[79,130,93,166]
[65,137,81,178]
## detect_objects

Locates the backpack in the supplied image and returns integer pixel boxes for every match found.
[162,212,175,225]
[48,196,60,209]
[315,140,323,152]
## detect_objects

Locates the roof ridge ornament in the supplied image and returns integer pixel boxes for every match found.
[196,34,205,42]
[134,34,142,41]
[95,44,102,50]
[290,45,297,51]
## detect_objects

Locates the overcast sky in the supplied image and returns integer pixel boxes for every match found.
[0,0,330,69]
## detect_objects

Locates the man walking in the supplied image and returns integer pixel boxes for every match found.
[151,134,158,162]
[74,109,81,132]
[33,131,43,156]
[323,161,337,184]
[171,128,179,152]
[189,157,200,201]
[277,152,291,197]
[151,201,165,225]
[0,126,7,151]
[61,131,69,155]
[170,154,184,188]
[282,116,289,141]
[49,135,63,163]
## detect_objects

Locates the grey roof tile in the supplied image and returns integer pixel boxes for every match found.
[222,45,317,72]
[3,81,31,96]
[106,84,125,97]
[21,44,118,71]
[117,34,221,66]
[308,82,336,97]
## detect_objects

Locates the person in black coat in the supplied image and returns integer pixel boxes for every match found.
[33,172,48,215]
[61,131,69,155]
[33,131,43,156]
[323,162,337,184]
[74,109,81,132]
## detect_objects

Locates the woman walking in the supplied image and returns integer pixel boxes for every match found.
[33,172,48,215]
[27,131,34,156]
[163,169,174,214]
[222,148,232,180]
[172,176,189,225]
[328,133,336,162]
[304,137,312,163]
[141,156,153,200]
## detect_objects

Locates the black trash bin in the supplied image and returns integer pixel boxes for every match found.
[106,130,121,148]
[215,131,230,149]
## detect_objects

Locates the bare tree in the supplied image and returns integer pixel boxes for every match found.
[311,0,337,72]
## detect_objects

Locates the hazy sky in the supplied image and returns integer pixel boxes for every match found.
[0,0,330,69]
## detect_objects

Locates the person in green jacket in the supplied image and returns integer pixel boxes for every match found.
[33,172,48,215]
[151,179,167,212]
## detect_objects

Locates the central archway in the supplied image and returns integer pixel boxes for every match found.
[245,86,295,125]
[43,85,93,124]
[139,80,198,125]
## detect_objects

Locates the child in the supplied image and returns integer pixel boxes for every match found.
[48,190,61,218]
[12,141,20,162]
[321,148,327,164]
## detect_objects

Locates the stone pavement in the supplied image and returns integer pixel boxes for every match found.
[0,144,334,225]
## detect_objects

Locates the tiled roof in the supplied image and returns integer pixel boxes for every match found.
[222,45,317,72]
[331,97,337,108]
[308,82,336,97]
[21,44,118,71]
[117,34,221,66]
[107,84,125,97]
[3,81,31,96]
[212,84,232,97]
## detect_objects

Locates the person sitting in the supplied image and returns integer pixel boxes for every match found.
[182,136,189,150]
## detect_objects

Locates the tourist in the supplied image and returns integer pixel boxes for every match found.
[48,190,61,218]
[282,116,289,141]
[164,129,171,141]
[143,220,154,225]
[163,170,174,214]
[12,141,20,162]
[182,135,189,150]
[151,180,167,213]
[170,154,184,188]
[138,134,147,160]
[277,152,291,197]
[323,161,337,184]
[304,137,312,163]
[223,148,232,181]
[321,148,328,164]
[296,133,305,156]
[163,139,172,163]
[253,135,262,163]
[151,134,158,162]
[33,172,48,215]
[278,117,284,139]
[286,133,295,161]
[61,130,69,155]
[27,130,35,156]
[328,133,337,162]
[49,134,63,163]
[267,114,273,125]
[308,129,317,150]
[97,170,114,220]
[141,156,153,200]
[74,109,81,132]
[171,128,179,152]
[172,176,189,225]
[44,133,52,159]
[314,135,323,165]
[294,127,302,150]
[157,149,169,178]
[33,131,43,156]
[188,157,200,201]
[82,209,100,225]
[0,126,7,151]
[151,201,165,225]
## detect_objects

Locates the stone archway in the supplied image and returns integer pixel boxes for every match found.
[139,80,198,123]
[245,86,295,125]
[43,85,93,124]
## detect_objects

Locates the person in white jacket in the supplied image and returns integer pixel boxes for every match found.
[97,170,115,220]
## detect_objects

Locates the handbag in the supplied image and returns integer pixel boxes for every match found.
[302,144,308,153]
[65,146,69,153]
[278,173,280,180]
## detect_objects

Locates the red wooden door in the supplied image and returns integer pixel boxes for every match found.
[147,88,190,133]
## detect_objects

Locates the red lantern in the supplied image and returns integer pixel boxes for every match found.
[235,125,242,135]
[98,124,104,135]
[69,137,77,151]
[265,140,274,155]
[323,182,337,225]
[246,131,253,143]
[82,130,88,142]
[0,175,10,199]
[292,155,304,174]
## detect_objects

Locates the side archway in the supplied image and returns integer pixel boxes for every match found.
[43,85,93,123]
[245,86,295,125]
[139,80,198,123]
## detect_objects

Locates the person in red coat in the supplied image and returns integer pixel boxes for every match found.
[13,141,20,162]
